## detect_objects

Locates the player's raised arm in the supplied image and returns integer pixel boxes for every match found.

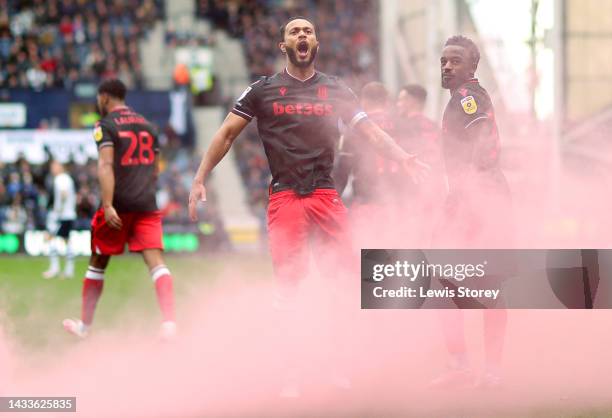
[97,146,122,230]
[356,118,430,184]
[189,112,250,221]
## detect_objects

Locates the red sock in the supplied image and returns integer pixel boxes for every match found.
[151,265,175,322]
[82,266,105,326]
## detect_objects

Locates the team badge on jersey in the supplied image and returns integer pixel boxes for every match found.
[93,125,103,142]
[317,86,328,100]
[461,96,477,115]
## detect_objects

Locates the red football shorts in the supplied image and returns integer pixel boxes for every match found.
[267,189,353,286]
[91,208,163,255]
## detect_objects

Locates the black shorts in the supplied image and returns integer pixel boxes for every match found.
[56,220,74,239]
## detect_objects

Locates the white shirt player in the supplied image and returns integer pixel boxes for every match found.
[53,173,77,221]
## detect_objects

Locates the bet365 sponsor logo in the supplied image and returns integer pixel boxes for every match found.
[272,102,333,116]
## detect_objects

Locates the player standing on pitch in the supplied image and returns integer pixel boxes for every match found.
[431,35,512,388]
[189,16,428,299]
[63,79,176,340]
[333,82,399,247]
[43,160,77,279]
[394,84,443,246]
[334,82,396,205]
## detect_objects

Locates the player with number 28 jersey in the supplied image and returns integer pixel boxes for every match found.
[90,102,162,254]
[63,79,176,341]
[94,106,159,213]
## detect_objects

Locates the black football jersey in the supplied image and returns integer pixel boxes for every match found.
[441,78,507,193]
[93,106,159,212]
[231,69,366,195]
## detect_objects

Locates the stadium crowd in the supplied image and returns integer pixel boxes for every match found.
[0,0,163,90]
[0,156,87,234]
[196,0,379,87]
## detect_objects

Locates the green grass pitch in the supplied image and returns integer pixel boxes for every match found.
[0,253,271,351]
[0,255,610,418]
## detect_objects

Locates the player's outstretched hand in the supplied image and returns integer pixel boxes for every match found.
[104,206,123,230]
[188,181,207,221]
[403,156,430,185]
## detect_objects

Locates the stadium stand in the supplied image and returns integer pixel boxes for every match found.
[0,0,164,90]
[196,0,379,86]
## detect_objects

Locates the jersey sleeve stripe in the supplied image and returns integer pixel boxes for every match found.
[231,108,254,121]
[348,111,368,129]
[464,115,489,129]
[98,143,114,149]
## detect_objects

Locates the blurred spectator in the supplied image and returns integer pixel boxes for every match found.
[168,82,196,149]
[232,121,271,243]
[2,192,27,234]
[0,178,7,226]
[197,0,379,86]
[0,0,164,90]
[74,184,97,230]
[6,171,22,199]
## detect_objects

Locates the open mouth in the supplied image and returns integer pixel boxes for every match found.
[297,41,309,58]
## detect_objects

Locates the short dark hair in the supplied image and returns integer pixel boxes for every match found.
[400,84,427,104]
[279,16,316,42]
[360,82,388,105]
[444,35,480,68]
[97,78,127,100]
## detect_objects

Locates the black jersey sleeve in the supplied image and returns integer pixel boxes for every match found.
[231,78,264,121]
[93,119,116,150]
[451,90,500,169]
[451,90,491,130]
[336,78,368,128]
